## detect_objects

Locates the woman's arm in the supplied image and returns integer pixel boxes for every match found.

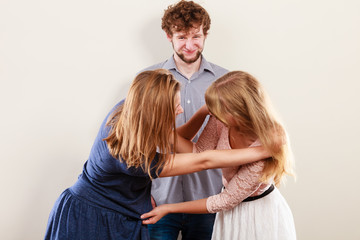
[141,198,208,224]
[169,105,209,153]
[159,146,269,177]
[173,105,209,153]
[175,113,220,153]
[207,161,265,213]
[177,105,209,140]
[143,163,266,224]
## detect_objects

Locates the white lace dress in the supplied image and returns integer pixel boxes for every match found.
[193,116,296,240]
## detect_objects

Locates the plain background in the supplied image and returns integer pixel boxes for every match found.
[1,0,359,239]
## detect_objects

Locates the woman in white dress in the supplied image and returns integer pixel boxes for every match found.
[141,71,296,240]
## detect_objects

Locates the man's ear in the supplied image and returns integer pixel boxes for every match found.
[166,33,172,42]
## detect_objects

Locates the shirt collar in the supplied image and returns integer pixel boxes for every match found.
[199,56,215,75]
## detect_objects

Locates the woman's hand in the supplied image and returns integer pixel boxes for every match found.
[141,204,171,224]
[150,196,157,208]
[141,199,209,224]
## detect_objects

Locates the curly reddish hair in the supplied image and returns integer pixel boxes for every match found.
[161,0,211,36]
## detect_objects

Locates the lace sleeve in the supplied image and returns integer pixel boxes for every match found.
[193,116,221,153]
[206,160,265,213]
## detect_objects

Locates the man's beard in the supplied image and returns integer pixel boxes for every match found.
[175,50,202,64]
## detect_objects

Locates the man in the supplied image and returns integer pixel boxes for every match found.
[141,1,228,239]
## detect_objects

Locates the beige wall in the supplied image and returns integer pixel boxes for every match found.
[1,0,359,239]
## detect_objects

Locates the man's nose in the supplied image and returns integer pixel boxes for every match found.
[185,39,195,49]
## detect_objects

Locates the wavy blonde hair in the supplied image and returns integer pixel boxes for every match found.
[104,69,180,179]
[205,71,294,186]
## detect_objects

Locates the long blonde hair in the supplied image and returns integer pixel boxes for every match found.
[205,71,294,186]
[104,69,180,179]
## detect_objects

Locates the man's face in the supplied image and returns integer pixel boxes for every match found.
[167,26,206,64]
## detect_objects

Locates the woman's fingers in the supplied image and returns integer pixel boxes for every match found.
[142,216,158,225]
[140,211,153,220]
[141,211,159,224]
[141,205,168,224]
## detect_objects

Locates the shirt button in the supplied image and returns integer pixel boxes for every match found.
[187,100,191,104]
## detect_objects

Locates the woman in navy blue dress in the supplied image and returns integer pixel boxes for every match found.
[44,69,269,240]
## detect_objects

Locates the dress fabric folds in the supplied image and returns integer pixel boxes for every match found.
[211,188,296,240]
[45,189,146,240]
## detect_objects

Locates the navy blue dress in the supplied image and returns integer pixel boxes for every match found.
[45,101,162,240]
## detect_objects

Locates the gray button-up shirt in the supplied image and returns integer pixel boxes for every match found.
[141,55,228,204]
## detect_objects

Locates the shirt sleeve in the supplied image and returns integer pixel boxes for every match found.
[206,160,265,213]
[193,116,221,153]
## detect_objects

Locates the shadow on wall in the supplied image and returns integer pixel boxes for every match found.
[140,16,173,65]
